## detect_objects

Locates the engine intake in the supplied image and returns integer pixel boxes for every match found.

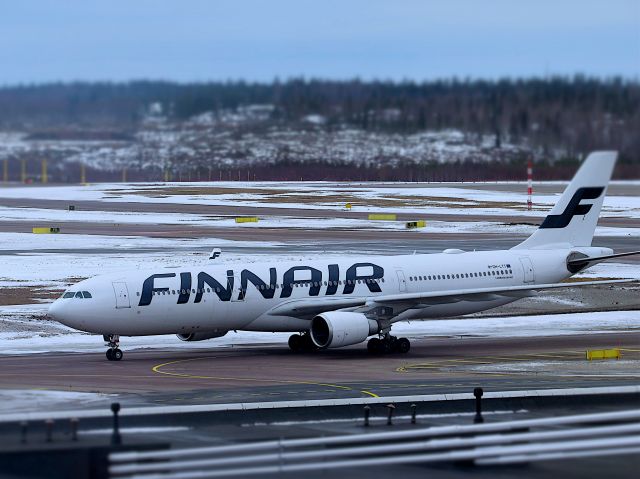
[177,330,228,342]
[310,312,378,349]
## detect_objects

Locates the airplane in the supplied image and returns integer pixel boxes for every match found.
[48,151,639,361]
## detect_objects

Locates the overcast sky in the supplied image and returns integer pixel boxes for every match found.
[1,0,638,84]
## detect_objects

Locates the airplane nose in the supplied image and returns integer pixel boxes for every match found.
[48,299,65,322]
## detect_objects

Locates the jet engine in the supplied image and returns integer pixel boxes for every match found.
[176,330,228,341]
[310,312,378,349]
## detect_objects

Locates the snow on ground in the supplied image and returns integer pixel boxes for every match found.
[0,307,639,356]
[0,389,115,414]
[0,232,284,252]
[1,181,638,218]
[0,208,636,237]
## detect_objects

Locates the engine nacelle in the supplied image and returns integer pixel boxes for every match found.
[310,312,378,349]
[176,330,228,342]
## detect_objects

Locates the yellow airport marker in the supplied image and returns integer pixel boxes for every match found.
[32,227,60,234]
[368,213,397,221]
[586,348,621,360]
[235,217,259,224]
[406,220,426,229]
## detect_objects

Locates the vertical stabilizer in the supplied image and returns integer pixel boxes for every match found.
[512,151,617,250]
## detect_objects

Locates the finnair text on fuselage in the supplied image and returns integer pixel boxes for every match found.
[139,262,384,306]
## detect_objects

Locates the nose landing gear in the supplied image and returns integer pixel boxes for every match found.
[367,334,410,355]
[104,334,123,361]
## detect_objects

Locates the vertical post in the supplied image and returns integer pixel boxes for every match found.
[410,404,417,425]
[111,403,122,445]
[2,158,7,183]
[20,421,28,443]
[70,418,78,441]
[386,404,395,426]
[473,388,484,424]
[45,419,54,442]
[363,405,370,427]
[80,163,86,184]
[21,159,26,183]
[122,168,127,183]
[527,158,533,211]
[41,159,47,184]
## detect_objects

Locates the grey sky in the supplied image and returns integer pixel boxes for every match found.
[1,0,638,84]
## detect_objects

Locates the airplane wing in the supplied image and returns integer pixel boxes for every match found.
[267,279,636,320]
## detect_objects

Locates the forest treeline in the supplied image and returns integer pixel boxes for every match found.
[0,77,638,164]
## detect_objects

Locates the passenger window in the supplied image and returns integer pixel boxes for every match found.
[82,291,92,298]
[74,292,83,299]
[63,292,75,299]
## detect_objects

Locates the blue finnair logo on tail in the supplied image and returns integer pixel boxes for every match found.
[539,187,605,229]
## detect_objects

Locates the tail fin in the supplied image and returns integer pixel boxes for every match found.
[513,151,617,250]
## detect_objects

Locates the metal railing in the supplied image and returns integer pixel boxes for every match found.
[109,408,640,478]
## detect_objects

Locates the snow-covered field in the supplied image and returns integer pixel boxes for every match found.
[1,181,639,219]
[0,207,637,237]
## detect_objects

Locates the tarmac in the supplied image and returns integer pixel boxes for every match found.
[1,333,638,408]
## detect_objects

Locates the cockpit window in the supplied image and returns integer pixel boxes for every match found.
[63,292,75,299]
[74,292,83,299]
[82,291,92,299]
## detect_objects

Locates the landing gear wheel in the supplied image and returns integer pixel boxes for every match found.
[367,337,383,354]
[288,334,303,353]
[300,333,318,352]
[105,334,122,361]
[397,337,411,354]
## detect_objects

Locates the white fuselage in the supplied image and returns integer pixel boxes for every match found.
[49,247,606,337]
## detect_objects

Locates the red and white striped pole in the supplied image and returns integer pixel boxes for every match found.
[527,158,533,211]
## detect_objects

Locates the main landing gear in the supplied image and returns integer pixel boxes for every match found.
[367,335,411,355]
[288,333,318,353]
[104,334,123,361]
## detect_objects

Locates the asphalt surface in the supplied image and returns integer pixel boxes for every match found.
[1,333,638,408]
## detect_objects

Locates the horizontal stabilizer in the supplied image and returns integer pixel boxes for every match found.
[567,250,640,266]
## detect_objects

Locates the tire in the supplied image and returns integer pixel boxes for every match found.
[367,338,382,354]
[113,349,123,361]
[397,338,411,354]
[300,334,317,352]
[106,349,114,361]
[288,334,302,352]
